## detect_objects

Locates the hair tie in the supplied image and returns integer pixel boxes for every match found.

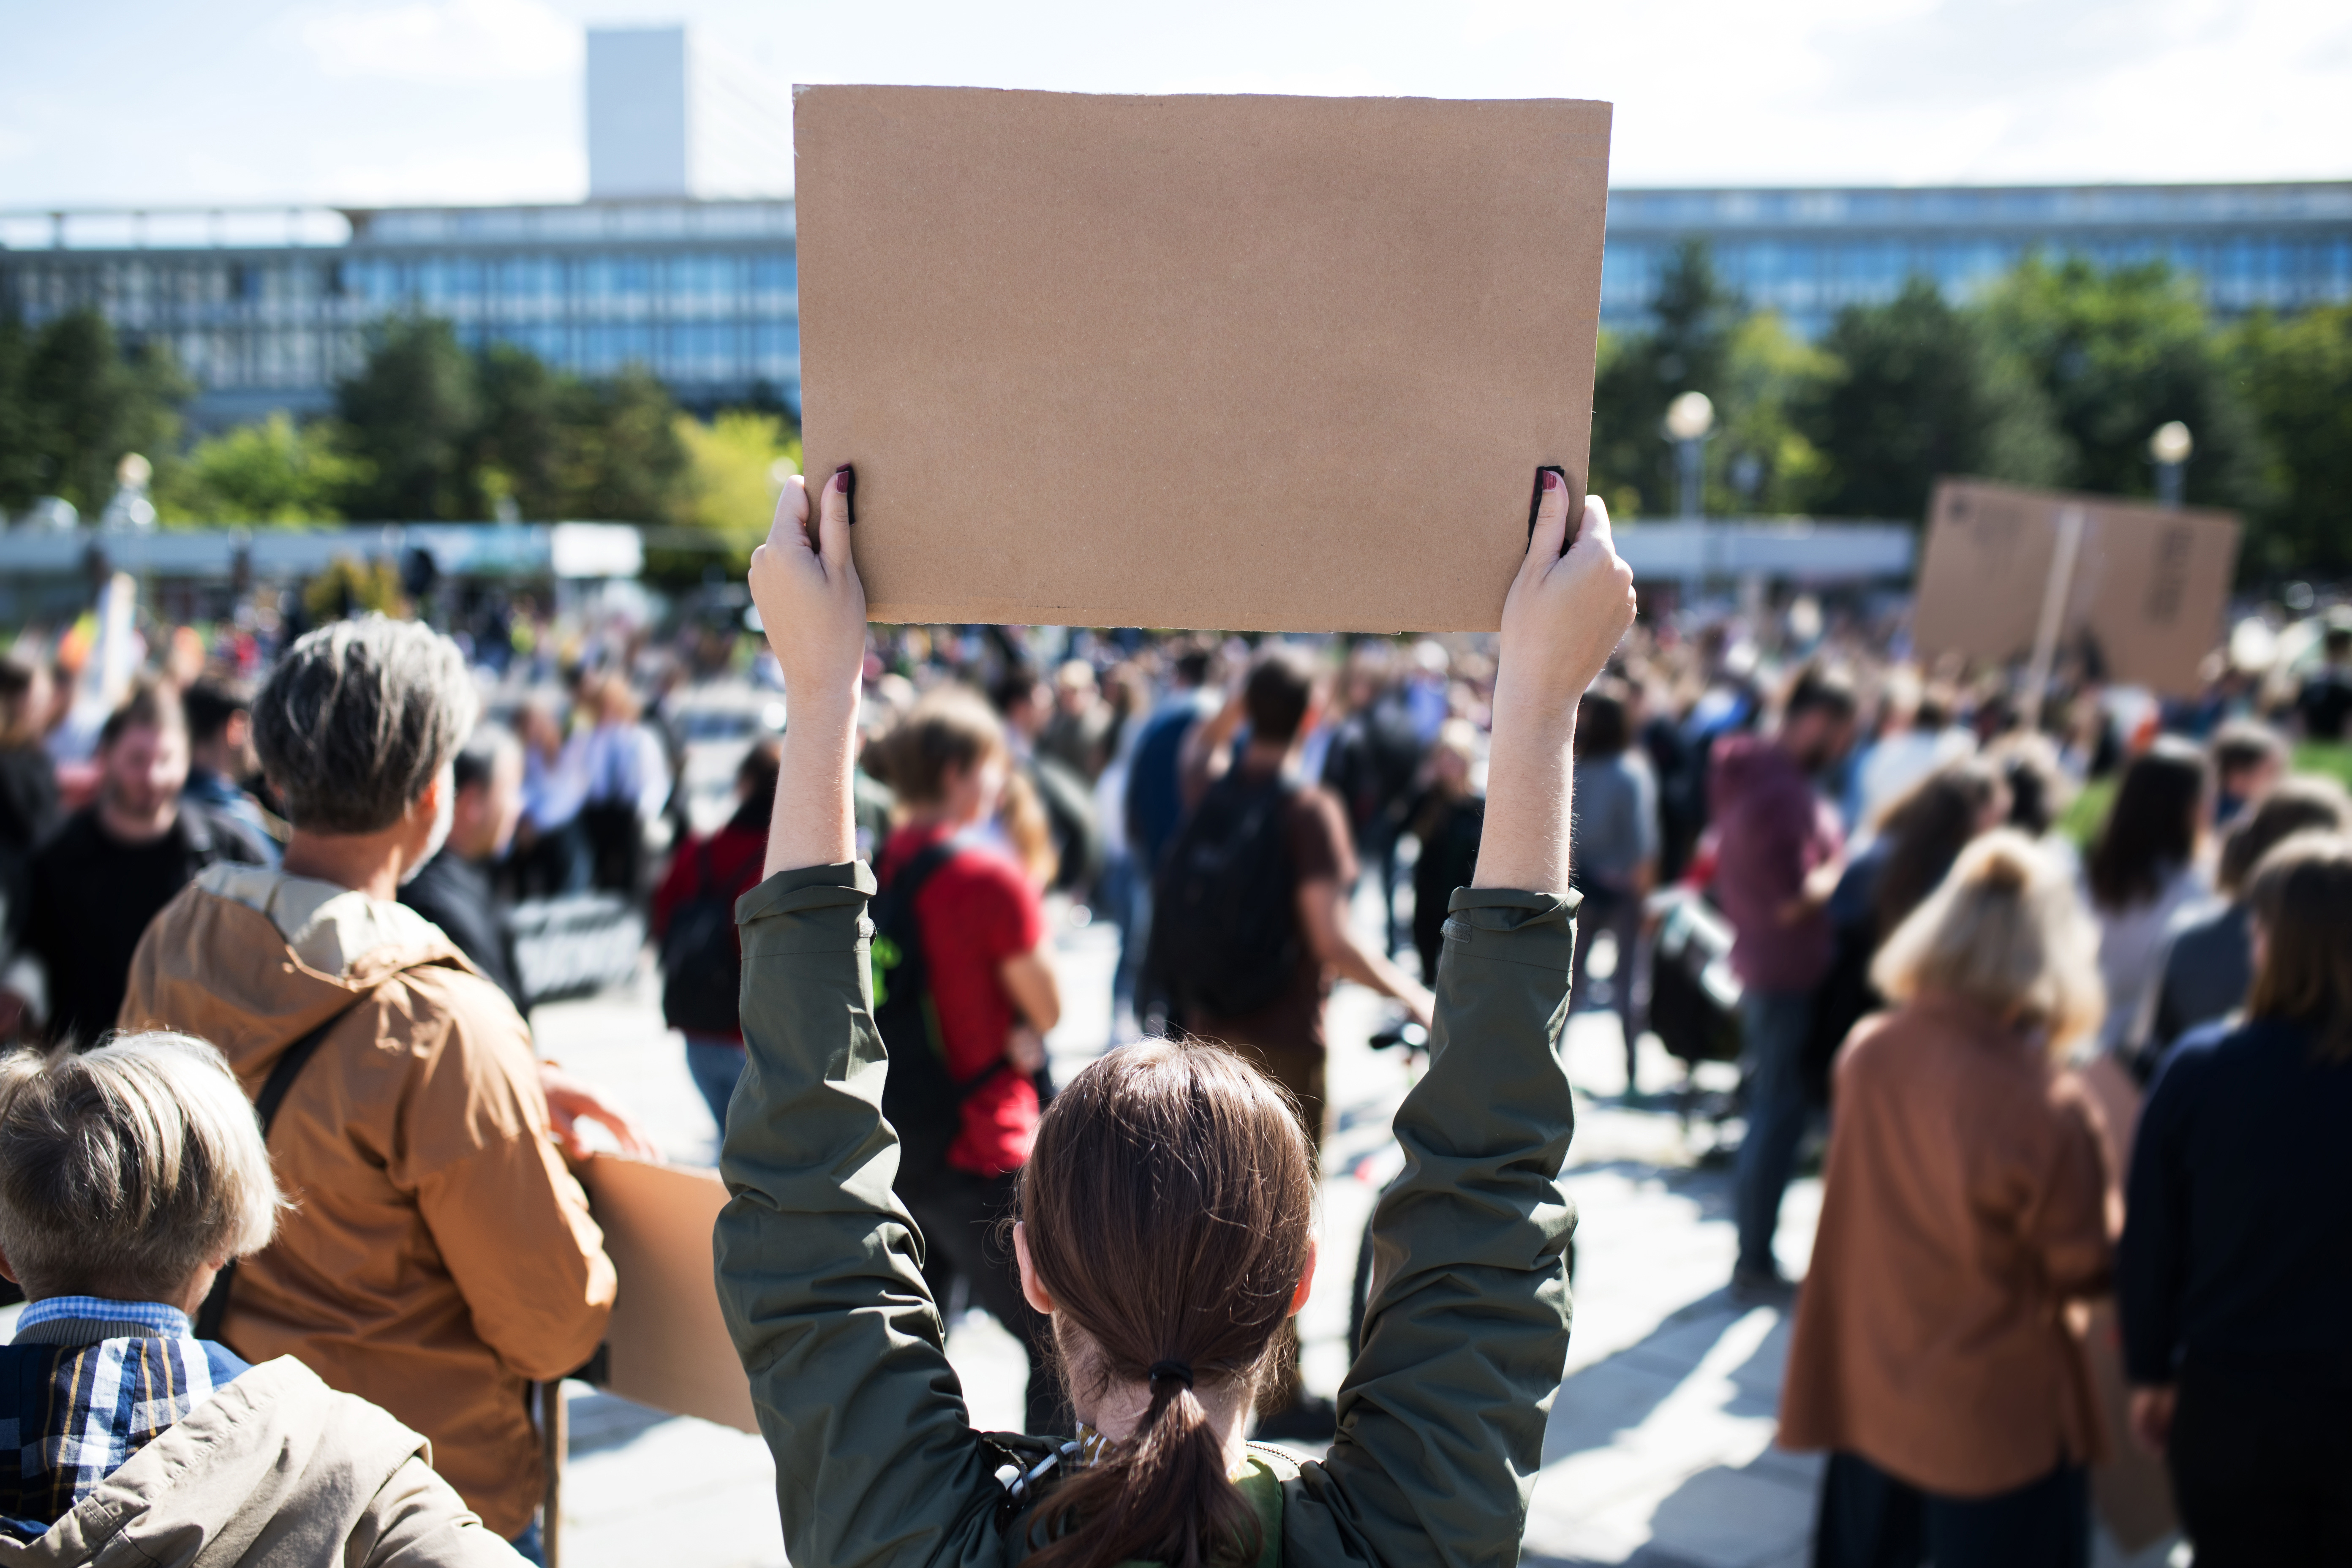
[1147,1360,1195,1391]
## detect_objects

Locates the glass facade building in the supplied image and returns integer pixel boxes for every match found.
[4,181,2347,425]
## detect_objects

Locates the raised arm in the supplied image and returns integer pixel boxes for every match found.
[716,468,1011,1568]
[1296,475,1634,1566]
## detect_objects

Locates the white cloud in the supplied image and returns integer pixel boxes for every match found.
[297,0,582,82]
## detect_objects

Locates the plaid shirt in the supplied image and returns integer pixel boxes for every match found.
[1,1297,248,1537]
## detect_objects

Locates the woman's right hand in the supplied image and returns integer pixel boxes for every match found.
[1473,477,1636,896]
[1494,477,1637,721]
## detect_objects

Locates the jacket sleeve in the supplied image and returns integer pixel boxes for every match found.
[714,863,1009,1568]
[355,1454,532,1568]
[2026,1074,2114,1300]
[1290,885,1579,1568]
[2117,1046,2201,1386]
[401,972,617,1382]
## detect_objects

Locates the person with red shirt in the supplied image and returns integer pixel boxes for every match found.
[653,740,782,1128]
[870,686,1064,1435]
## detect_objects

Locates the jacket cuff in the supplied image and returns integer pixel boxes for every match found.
[1443,885,1581,969]
[735,861,876,928]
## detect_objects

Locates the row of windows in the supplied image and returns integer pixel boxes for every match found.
[1609,184,2352,230]
[1599,233,2352,316]
[127,318,804,391]
[342,251,797,308]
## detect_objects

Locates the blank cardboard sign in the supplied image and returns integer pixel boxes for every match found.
[794,86,1614,632]
[1914,478,2240,696]
[580,1155,756,1433]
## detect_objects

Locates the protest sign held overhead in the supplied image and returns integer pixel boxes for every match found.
[1913,477,2241,697]
[794,85,1613,632]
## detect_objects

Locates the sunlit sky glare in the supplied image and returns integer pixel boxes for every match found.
[3,0,2346,209]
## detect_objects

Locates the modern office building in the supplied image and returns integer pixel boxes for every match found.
[3,24,2346,425]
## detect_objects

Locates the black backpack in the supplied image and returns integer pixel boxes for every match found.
[660,842,742,1036]
[871,841,1009,1191]
[1150,770,1303,1021]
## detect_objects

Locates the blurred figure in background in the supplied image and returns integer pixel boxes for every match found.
[399,723,529,1012]
[1038,658,1110,781]
[577,674,670,898]
[512,697,590,898]
[0,659,60,1021]
[653,738,782,1129]
[991,663,1099,898]
[1568,679,1658,1089]
[15,682,271,1046]
[1808,758,2011,1107]
[2292,618,2352,742]
[867,687,1062,1437]
[180,679,280,865]
[2144,776,2351,1066]
[1781,831,2110,1568]
[2205,719,2286,829]
[1407,717,1486,988]
[2121,832,2352,1563]
[1847,670,1972,833]
[1711,667,1857,1294]
[2082,739,2210,1066]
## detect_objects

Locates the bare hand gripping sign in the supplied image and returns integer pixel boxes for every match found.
[793,86,1614,633]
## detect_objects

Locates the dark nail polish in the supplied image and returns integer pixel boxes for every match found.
[833,463,855,498]
[1542,468,1563,492]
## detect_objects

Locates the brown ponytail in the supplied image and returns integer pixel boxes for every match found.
[1017,1040,1315,1568]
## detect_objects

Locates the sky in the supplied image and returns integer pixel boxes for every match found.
[1,0,2347,211]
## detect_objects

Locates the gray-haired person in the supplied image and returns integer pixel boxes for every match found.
[0,1032,523,1565]
[116,616,654,1562]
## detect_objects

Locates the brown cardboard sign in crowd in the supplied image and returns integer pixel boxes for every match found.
[1913,478,2241,697]
[794,85,1614,633]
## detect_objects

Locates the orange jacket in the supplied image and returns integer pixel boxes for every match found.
[120,864,615,1538]
[1778,992,2112,1497]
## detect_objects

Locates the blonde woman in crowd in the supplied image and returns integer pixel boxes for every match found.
[1780,830,2110,1568]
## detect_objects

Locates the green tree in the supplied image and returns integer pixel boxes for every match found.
[1978,255,2268,514]
[1589,241,1741,518]
[556,367,689,523]
[335,317,481,520]
[155,411,359,525]
[676,410,799,550]
[8,309,189,515]
[2229,304,2352,581]
[1712,312,1835,515]
[0,313,36,512]
[470,343,569,519]
[1804,279,2066,520]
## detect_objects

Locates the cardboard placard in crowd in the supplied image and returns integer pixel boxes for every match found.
[1913,478,2240,697]
[580,1155,757,1433]
[794,85,1614,633]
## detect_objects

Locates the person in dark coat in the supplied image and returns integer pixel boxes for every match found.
[2120,830,2352,1563]
[399,724,529,1010]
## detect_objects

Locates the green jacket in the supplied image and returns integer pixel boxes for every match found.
[715,864,1579,1568]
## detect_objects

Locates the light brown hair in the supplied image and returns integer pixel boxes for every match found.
[870,684,1008,809]
[1873,829,2106,1054]
[1017,1039,1315,1568]
[2244,831,2352,1063]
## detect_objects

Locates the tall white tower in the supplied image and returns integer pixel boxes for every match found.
[586,26,690,200]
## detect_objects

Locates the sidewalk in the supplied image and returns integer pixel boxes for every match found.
[532,894,2181,1568]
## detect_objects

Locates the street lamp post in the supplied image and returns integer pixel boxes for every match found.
[2150,420,2193,510]
[1663,391,1715,590]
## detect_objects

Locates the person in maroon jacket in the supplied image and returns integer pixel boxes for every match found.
[654,739,782,1127]
[1709,666,1857,1295]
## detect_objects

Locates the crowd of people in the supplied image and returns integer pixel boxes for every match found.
[0,466,2346,1565]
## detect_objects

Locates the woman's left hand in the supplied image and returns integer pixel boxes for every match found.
[749,466,867,713]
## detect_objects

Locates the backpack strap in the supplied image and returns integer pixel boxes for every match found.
[193,994,374,1342]
[881,838,961,904]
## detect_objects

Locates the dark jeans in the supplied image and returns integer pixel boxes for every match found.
[1814,1451,2088,1568]
[509,1518,544,1565]
[2170,1363,2352,1564]
[684,1036,745,1132]
[1734,988,1816,1277]
[900,1167,1067,1437]
[1571,882,1647,1087]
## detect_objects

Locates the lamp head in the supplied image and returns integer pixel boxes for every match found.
[1664,391,1715,443]
[2149,421,2193,466]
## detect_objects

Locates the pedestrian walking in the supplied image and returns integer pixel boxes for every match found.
[2083,739,2210,1066]
[1780,830,2111,1568]
[1569,678,1658,1088]
[652,739,781,1128]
